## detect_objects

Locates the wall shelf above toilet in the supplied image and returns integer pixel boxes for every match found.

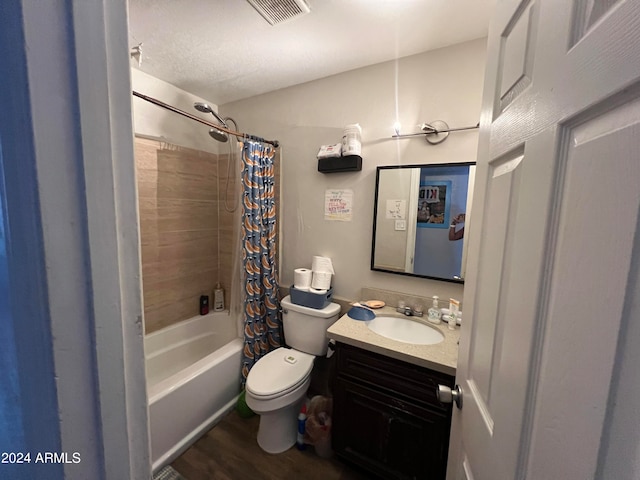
[318,155,362,173]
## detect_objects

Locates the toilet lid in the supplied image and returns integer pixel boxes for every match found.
[246,347,314,399]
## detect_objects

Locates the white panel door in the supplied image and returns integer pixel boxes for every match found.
[447,1,640,479]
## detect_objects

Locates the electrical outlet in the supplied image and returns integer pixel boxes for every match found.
[395,220,406,231]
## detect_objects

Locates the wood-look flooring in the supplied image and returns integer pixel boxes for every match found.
[170,409,370,480]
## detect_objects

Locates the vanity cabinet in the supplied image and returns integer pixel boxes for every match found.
[331,342,455,480]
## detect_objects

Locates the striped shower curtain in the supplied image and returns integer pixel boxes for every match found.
[240,137,282,384]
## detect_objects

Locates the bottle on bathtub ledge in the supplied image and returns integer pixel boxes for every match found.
[214,283,225,312]
[199,295,209,315]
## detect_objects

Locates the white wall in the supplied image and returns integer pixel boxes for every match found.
[131,68,221,153]
[222,38,487,301]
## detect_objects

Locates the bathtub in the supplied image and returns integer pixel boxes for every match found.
[145,311,243,472]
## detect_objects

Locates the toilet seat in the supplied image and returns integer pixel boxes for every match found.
[246,347,314,400]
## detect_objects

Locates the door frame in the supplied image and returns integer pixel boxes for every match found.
[2,0,150,478]
[405,168,421,272]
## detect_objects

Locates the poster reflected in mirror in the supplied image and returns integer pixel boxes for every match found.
[417,181,451,227]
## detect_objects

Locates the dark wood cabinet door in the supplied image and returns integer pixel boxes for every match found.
[333,377,451,480]
[335,343,454,412]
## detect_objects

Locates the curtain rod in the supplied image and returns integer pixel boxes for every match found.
[132,91,280,148]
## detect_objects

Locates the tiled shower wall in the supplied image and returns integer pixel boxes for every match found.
[135,137,280,334]
[135,137,238,333]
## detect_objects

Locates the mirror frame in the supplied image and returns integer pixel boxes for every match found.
[370,162,475,284]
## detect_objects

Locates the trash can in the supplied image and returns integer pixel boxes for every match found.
[304,395,333,458]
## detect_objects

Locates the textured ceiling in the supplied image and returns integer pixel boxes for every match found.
[128,0,496,105]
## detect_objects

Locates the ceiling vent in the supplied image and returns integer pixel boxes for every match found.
[246,0,310,26]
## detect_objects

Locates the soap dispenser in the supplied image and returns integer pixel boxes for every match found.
[427,296,442,324]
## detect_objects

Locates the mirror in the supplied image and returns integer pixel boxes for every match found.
[371,162,475,283]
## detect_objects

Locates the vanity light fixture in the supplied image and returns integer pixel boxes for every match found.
[392,120,479,144]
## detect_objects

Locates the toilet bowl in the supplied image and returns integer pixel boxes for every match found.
[245,347,314,453]
[245,296,340,453]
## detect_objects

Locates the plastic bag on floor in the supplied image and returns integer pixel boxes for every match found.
[304,395,333,457]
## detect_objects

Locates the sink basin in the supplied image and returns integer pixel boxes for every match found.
[366,316,444,345]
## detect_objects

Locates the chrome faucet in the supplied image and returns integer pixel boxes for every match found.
[396,304,423,317]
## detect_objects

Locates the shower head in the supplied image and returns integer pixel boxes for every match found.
[193,103,239,143]
[194,102,213,114]
[194,102,227,125]
[209,127,229,143]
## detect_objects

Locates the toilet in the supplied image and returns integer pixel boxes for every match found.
[245,295,341,454]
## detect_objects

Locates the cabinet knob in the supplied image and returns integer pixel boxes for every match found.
[437,384,463,409]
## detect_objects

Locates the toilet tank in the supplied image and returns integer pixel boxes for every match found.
[281,295,341,356]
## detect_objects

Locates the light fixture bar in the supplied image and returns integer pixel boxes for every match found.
[392,122,479,139]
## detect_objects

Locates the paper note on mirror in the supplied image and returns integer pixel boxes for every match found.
[385,199,406,219]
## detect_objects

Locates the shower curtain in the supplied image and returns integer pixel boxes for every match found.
[240,137,282,384]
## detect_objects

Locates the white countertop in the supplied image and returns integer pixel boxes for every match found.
[327,306,460,376]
